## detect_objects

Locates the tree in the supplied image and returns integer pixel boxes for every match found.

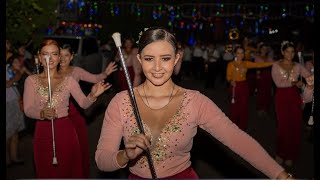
[6,0,58,48]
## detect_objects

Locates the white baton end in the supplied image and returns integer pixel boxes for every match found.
[297,51,302,59]
[52,157,58,165]
[112,32,122,47]
[45,55,50,65]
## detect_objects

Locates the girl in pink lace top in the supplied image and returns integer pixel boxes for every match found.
[58,44,117,177]
[271,41,311,168]
[95,27,293,179]
[23,39,111,178]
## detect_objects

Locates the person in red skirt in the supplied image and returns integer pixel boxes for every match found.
[254,43,274,115]
[271,41,311,168]
[114,37,143,91]
[23,39,111,178]
[226,46,273,131]
[58,44,117,177]
[242,37,257,96]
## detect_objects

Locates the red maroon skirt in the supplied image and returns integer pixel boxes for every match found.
[69,101,90,177]
[33,117,84,178]
[128,166,199,179]
[274,86,302,160]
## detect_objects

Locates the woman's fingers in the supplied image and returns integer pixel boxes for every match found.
[127,134,151,150]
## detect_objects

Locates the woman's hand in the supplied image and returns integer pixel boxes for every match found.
[230,81,236,87]
[104,61,118,77]
[305,74,314,87]
[90,80,112,98]
[291,80,303,88]
[276,170,294,180]
[40,106,56,120]
[124,134,151,160]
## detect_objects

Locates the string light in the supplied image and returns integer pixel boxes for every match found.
[58,1,313,36]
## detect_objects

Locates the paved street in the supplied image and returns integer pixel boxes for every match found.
[6,77,314,179]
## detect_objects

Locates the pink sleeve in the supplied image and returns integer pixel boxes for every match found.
[74,67,106,83]
[297,63,311,78]
[68,77,94,109]
[267,57,274,62]
[271,63,291,87]
[95,93,125,171]
[303,87,313,103]
[195,93,284,179]
[23,76,41,119]
[254,56,263,63]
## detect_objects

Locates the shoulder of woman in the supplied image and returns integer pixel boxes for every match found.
[107,91,131,108]
[184,89,203,99]
[272,60,280,65]
[27,74,38,81]
[132,48,139,54]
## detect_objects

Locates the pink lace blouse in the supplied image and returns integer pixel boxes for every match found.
[271,61,311,88]
[70,66,106,83]
[23,74,94,119]
[95,89,284,179]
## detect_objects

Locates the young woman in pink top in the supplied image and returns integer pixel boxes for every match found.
[58,44,117,177]
[95,27,293,179]
[23,39,111,178]
[271,41,311,168]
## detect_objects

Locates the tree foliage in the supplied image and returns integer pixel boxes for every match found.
[6,0,58,46]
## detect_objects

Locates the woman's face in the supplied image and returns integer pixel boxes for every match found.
[6,40,11,50]
[60,49,73,68]
[282,47,295,61]
[235,48,245,61]
[124,39,133,49]
[12,58,22,70]
[18,46,25,56]
[138,40,179,86]
[260,46,268,56]
[39,44,60,70]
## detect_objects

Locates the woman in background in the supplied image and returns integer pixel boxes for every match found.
[271,41,311,168]
[58,44,117,177]
[24,39,111,178]
[6,55,25,167]
[226,46,273,131]
[114,37,142,91]
[254,43,274,115]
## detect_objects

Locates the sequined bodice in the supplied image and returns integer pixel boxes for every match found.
[233,62,247,78]
[277,63,298,82]
[121,91,193,168]
[35,76,67,108]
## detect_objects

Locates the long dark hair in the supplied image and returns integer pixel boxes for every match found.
[61,44,74,54]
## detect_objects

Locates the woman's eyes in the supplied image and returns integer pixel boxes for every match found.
[144,58,153,61]
[144,57,172,61]
[41,53,59,56]
[163,57,171,61]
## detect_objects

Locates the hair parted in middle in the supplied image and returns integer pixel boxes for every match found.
[137,27,178,54]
